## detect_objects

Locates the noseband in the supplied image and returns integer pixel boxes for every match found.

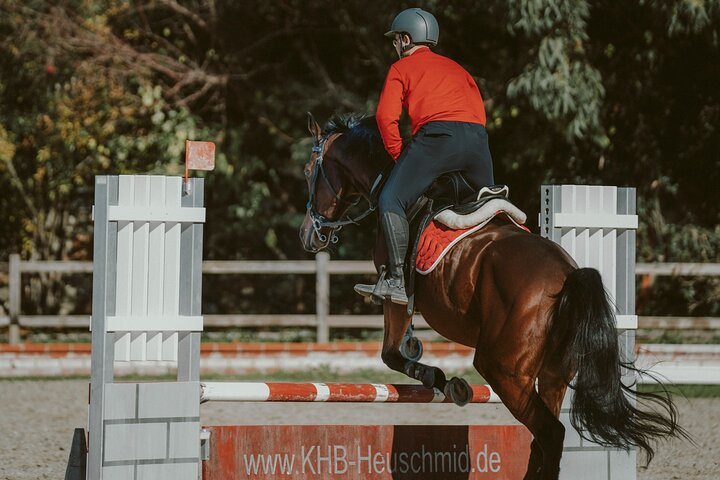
[305,134,377,244]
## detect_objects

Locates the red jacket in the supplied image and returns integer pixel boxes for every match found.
[376,48,487,160]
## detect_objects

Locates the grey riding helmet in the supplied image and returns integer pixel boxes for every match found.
[384,8,439,46]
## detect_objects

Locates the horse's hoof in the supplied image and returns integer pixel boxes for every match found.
[399,335,423,362]
[444,377,472,407]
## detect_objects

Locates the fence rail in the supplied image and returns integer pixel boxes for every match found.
[1,254,719,344]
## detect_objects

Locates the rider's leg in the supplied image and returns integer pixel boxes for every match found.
[374,210,410,304]
[352,209,411,304]
[354,148,421,305]
[355,124,460,304]
[355,122,496,304]
[457,123,495,189]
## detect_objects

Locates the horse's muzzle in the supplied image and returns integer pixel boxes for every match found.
[299,213,329,253]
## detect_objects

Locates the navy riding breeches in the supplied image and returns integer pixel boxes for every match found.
[378,121,494,217]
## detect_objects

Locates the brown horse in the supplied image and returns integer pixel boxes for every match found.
[299,113,686,480]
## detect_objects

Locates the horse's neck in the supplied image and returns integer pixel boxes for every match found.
[335,131,391,200]
[350,155,386,200]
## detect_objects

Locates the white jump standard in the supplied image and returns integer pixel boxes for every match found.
[87,175,205,480]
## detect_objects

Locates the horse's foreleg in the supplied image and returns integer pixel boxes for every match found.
[381,302,439,384]
[381,303,439,384]
[381,303,471,405]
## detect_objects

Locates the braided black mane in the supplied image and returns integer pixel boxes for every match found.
[323,113,375,136]
[323,114,390,165]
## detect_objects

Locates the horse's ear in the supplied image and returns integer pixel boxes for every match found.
[307,112,321,142]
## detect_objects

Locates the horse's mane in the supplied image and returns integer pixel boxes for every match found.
[323,113,390,165]
[323,113,376,136]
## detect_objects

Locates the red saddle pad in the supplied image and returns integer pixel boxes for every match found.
[416,212,529,274]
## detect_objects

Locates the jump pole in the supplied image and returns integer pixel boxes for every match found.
[83,178,637,480]
[200,381,500,403]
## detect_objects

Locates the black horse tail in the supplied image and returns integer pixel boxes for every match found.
[553,267,689,463]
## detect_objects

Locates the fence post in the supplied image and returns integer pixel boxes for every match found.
[315,252,330,343]
[8,254,21,345]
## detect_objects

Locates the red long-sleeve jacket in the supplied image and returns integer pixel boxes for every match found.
[376,48,486,160]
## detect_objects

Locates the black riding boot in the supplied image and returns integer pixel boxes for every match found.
[354,212,409,305]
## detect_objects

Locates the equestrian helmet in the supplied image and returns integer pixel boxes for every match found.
[384,8,439,46]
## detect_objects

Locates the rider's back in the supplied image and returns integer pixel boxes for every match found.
[377,48,486,137]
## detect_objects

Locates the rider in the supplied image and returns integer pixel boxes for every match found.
[355,8,495,305]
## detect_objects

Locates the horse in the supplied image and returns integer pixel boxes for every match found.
[298,113,687,480]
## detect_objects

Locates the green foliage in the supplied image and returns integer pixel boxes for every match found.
[659,0,720,36]
[0,0,717,323]
[0,8,216,263]
[507,0,607,143]
[0,2,218,314]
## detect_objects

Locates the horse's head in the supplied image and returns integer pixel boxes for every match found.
[299,113,365,252]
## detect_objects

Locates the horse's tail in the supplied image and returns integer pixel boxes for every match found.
[553,267,688,462]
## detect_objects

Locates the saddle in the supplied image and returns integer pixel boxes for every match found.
[407,173,509,222]
[380,171,526,313]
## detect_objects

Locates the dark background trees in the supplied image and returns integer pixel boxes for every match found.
[1,0,718,325]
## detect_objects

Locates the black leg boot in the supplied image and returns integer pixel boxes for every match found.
[354,212,409,305]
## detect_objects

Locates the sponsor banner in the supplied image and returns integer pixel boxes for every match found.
[203,425,531,479]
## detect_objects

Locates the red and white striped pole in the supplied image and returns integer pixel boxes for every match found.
[200,382,499,404]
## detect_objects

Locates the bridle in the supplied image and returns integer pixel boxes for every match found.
[305,134,377,244]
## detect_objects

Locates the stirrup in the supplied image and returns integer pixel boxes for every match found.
[384,288,409,306]
[353,283,375,298]
[354,267,385,299]
[355,285,408,305]
[371,278,408,306]
[353,268,408,306]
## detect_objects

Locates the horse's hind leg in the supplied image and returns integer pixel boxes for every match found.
[475,356,566,480]
[525,371,570,479]
[381,302,472,405]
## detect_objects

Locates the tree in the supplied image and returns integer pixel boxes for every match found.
[1,0,717,323]
[0,1,214,315]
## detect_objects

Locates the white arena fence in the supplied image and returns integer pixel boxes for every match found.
[2,257,719,344]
